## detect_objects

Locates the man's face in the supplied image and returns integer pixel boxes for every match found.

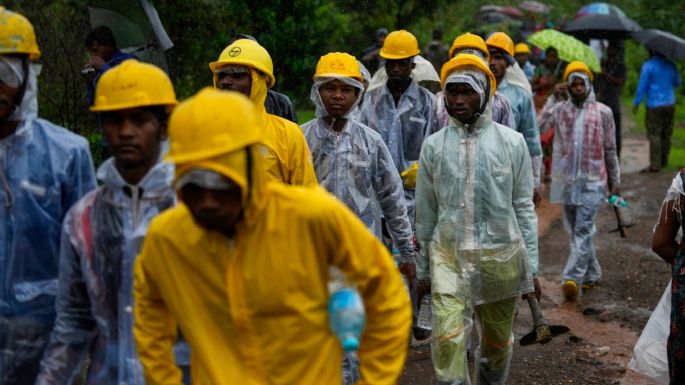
[445,82,482,124]
[87,42,115,61]
[488,49,508,82]
[102,107,165,170]
[385,58,414,85]
[319,79,358,118]
[545,49,558,68]
[569,77,587,104]
[215,65,252,97]
[377,34,386,46]
[515,53,529,67]
[180,183,243,236]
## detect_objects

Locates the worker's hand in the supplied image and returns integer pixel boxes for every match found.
[533,188,542,208]
[399,262,416,288]
[609,184,621,196]
[632,104,639,115]
[88,55,106,71]
[523,278,542,301]
[417,278,431,301]
[553,83,568,100]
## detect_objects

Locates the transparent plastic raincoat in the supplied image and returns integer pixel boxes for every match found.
[416,82,537,383]
[213,68,317,187]
[497,79,543,188]
[134,147,411,385]
[36,159,179,385]
[0,61,96,383]
[538,79,620,206]
[359,79,436,222]
[538,74,619,285]
[303,77,414,263]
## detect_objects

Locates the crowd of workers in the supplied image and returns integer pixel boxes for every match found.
[0,4,683,385]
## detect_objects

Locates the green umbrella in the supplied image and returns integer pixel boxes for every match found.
[528,29,600,72]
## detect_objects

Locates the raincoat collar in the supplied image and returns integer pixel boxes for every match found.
[97,156,174,199]
[312,117,352,140]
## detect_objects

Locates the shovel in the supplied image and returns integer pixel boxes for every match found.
[520,293,570,346]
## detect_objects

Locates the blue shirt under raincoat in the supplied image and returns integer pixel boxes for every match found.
[633,55,682,109]
[302,118,415,263]
[36,159,182,385]
[359,80,436,223]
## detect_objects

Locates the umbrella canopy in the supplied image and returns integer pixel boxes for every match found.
[633,29,685,61]
[565,13,641,40]
[528,29,600,72]
[519,1,551,14]
[575,2,625,19]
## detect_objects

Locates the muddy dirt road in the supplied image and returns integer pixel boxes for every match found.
[400,123,676,384]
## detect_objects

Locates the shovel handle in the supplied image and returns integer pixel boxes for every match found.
[525,293,549,329]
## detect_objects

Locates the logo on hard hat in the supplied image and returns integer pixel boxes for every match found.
[229,47,242,57]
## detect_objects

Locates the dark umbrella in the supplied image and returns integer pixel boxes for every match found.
[633,29,685,60]
[565,13,641,40]
[519,1,551,14]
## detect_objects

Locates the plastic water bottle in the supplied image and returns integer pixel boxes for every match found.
[413,294,432,341]
[329,267,366,352]
[606,194,628,208]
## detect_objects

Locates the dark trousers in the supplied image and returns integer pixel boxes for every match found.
[0,317,52,385]
[607,103,622,157]
[646,105,676,170]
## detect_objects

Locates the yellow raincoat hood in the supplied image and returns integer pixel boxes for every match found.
[211,63,317,186]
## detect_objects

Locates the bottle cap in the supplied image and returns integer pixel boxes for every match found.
[342,337,359,352]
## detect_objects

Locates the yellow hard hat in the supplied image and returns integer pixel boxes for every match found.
[449,33,490,61]
[90,60,177,112]
[440,53,497,96]
[563,61,594,81]
[209,39,275,88]
[515,43,531,55]
[0,7,41,60]
[380,30,420,60]
[486,32,515,57]
[314,52,362,81]
[166,88,263,165]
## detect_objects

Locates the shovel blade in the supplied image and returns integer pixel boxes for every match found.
[519,325,570,346]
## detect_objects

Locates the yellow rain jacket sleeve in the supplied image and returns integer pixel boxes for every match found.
[134,168,410,384]
[246,69,318,187]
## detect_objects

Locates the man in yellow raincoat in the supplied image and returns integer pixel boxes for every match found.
[209,39,317,186]
[133,88,411,385]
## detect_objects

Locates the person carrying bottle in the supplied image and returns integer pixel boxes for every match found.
[538,61,620,301]
[0,8,96,384]
[209,38,317,187]
[35,61,189,385]
[133,88,411,385]
[415,53,540,385]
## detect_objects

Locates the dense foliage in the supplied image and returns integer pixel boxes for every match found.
[4,0,684,139]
